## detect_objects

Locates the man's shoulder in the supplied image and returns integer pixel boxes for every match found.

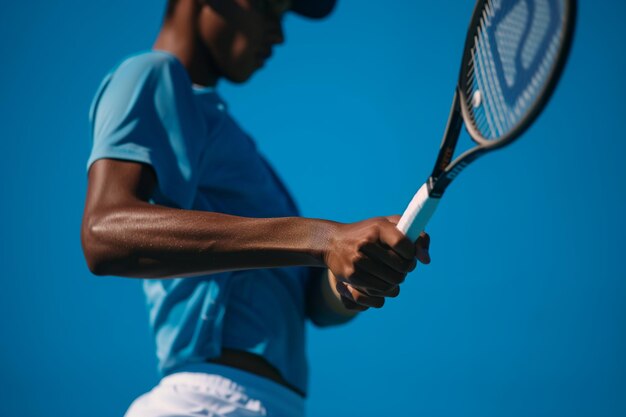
[90,50,191,125]
[111,50,186,84]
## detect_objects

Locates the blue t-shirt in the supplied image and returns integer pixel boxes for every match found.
[88,50,313,394]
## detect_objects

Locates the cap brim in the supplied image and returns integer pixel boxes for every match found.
[291,0,337,19]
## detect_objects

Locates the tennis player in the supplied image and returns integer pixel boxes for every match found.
[81,0,431,416]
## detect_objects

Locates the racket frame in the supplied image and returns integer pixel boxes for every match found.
[428,0,577,198]
[398,0,577,240]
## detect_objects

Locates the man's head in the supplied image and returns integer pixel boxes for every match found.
[162,0,335,84]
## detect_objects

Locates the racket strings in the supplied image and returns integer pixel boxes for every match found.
[465,0,566,141]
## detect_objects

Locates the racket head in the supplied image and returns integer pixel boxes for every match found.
[458,0,577,149]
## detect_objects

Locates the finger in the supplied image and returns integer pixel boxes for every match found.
[367,285,400,298]
[353,256,410,286]
[345,285,385,309]
[341,296,370,311]
[361,243,417,274]
[417,231,430,249]
[336,283,369,311]
[348,268,399,293]
[416,232,431,264]
[378,221,416,261]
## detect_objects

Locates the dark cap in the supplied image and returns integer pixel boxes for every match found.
[291,0,337,19]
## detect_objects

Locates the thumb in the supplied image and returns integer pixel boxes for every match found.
[416,232,431,264]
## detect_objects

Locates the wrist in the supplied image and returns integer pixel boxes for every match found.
[306,218,340,267]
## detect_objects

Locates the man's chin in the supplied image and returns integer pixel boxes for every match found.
[224,69,256,84]
[226,77,251,84]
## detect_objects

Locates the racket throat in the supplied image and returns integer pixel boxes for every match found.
[432,92,463,180]
[430,169,460,198]
[429,176,447,199]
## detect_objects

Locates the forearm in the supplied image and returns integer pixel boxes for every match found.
[82,201,337,278]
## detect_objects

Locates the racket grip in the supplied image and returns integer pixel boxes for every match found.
[396,183,440,241]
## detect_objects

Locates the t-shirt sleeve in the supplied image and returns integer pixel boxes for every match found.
[87,53,203,208]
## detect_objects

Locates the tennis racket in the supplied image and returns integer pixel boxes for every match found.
[397,0,576,241]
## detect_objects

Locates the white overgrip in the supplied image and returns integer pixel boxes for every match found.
[396,182,441,241]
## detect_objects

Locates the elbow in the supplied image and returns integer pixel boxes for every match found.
[81,217,110,276]
[84,253,111,277]
[80,212,127,276]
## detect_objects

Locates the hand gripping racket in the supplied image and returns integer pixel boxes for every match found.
[397,0,576,241]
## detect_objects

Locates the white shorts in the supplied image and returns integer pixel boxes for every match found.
[124,363,305,417]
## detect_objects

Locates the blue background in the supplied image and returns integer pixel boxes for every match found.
[1,1,624,416]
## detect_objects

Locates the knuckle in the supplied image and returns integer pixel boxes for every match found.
[384,269,404,284]
[378,219,393,232]
[405,238,418,255]
[375,284,389,295]
[397,242,416,259]
[364,230,378,243]
[395,272,407,284]
[372,216,386,225]
[351,252,366,267]
[359,287,373,296]
[389,286,400,298]
[366,285,384,295]
[406,259,417,272]
[366,236,378,247]
[342,265,356,279]
[388,235,404,250]
[373,218,388,229]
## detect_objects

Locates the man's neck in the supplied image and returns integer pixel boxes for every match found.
[153,9,220,87]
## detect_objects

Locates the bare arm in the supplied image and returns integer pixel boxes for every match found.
[81,159,334,278]
[81,159,428,311]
